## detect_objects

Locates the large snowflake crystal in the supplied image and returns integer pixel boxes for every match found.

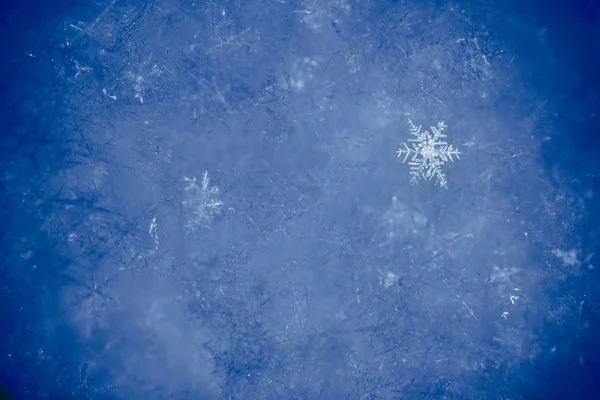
[396,119,461,189]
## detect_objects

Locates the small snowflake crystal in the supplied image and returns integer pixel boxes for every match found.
[396,119,461,189]
[183,171,224,231]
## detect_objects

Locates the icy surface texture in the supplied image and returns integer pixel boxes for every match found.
[1,0,599,399]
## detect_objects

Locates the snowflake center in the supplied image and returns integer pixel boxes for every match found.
[421,141,438,160]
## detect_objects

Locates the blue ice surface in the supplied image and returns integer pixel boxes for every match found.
[0,0,599,399]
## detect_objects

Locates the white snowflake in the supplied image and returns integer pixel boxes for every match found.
[396,119,461,189]
[183,171,224,231]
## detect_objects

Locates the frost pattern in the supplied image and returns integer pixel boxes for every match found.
[61,267,117,340]
[396,119,461,189]
[183,171,224,231]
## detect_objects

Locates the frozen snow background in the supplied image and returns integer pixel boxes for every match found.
[1,0,599,399]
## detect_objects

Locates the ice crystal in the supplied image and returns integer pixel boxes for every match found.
[396,119,461,189]
[61,267,117,339]
[183,171,224,231]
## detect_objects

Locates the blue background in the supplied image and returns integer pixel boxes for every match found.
[1,0,599,399]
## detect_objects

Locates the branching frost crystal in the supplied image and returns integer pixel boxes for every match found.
[183,171,223,231]
[396,119,461,189]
